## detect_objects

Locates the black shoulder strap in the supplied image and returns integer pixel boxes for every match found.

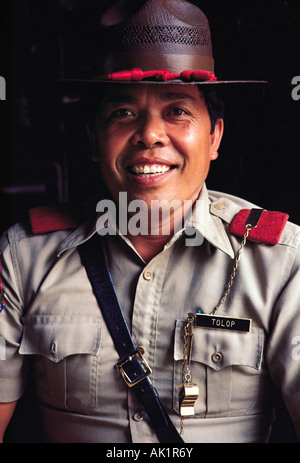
[78,233,184,444]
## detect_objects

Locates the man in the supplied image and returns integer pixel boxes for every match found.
[0,0,299,443]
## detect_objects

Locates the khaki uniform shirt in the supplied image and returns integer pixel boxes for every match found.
[0,184,299,443]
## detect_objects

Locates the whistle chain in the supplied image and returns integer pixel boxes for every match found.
[211,224,252,315]
[182,314,195,382]
[180,313,195,434]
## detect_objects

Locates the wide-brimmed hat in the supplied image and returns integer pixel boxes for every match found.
[60,0,266,86]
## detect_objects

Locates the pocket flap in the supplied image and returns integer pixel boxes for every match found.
[174,319,264,371]
[20,315,101,363]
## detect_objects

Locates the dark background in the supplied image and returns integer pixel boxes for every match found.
[0,0,299,443]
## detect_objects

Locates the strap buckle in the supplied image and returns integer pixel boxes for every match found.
[116,347,152,388]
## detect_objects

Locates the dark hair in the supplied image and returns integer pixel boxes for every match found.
[84,84,225,134]
[200,86,225,134]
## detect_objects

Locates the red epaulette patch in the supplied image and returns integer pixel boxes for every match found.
[229,209,289,245]
[29,204,80,234]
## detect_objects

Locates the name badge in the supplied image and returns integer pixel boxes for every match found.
[195,313,251,333]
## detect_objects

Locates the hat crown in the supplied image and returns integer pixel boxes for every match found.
[101,0,209,28]
[98,0,214,74]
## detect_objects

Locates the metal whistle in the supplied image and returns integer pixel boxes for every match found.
[179,383,199,417]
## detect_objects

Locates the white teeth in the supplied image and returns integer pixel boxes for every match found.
[131,164,171,175]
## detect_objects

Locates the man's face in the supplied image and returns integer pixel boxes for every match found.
[91,84,223,207]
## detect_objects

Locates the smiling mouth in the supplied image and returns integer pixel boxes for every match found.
[127,164,176,178]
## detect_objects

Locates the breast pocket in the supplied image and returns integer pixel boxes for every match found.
[19,315,101,413]
[173,319,265,418]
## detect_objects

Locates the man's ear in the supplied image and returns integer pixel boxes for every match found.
[86,122,99,162]
[210,118,224,161]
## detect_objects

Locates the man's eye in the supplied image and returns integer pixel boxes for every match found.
[169,108,188,116]
[112,108,134,118]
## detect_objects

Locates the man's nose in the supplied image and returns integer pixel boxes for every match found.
[131,114,168,149]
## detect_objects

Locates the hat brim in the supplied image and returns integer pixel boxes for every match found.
[51,78,268,86]
[49,68,267,86]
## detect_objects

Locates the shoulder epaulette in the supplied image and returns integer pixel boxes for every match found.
[29,204,80,234]
[229,208,289,245]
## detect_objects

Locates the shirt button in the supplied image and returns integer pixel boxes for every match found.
[212,352,223,363]
[143,270,152,281]
[50,341,57,354]
[133,411,144,422]
[214,202,226,210]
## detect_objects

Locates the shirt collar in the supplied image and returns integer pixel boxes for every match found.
[57,184,234,259]
[184,184,235,258]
